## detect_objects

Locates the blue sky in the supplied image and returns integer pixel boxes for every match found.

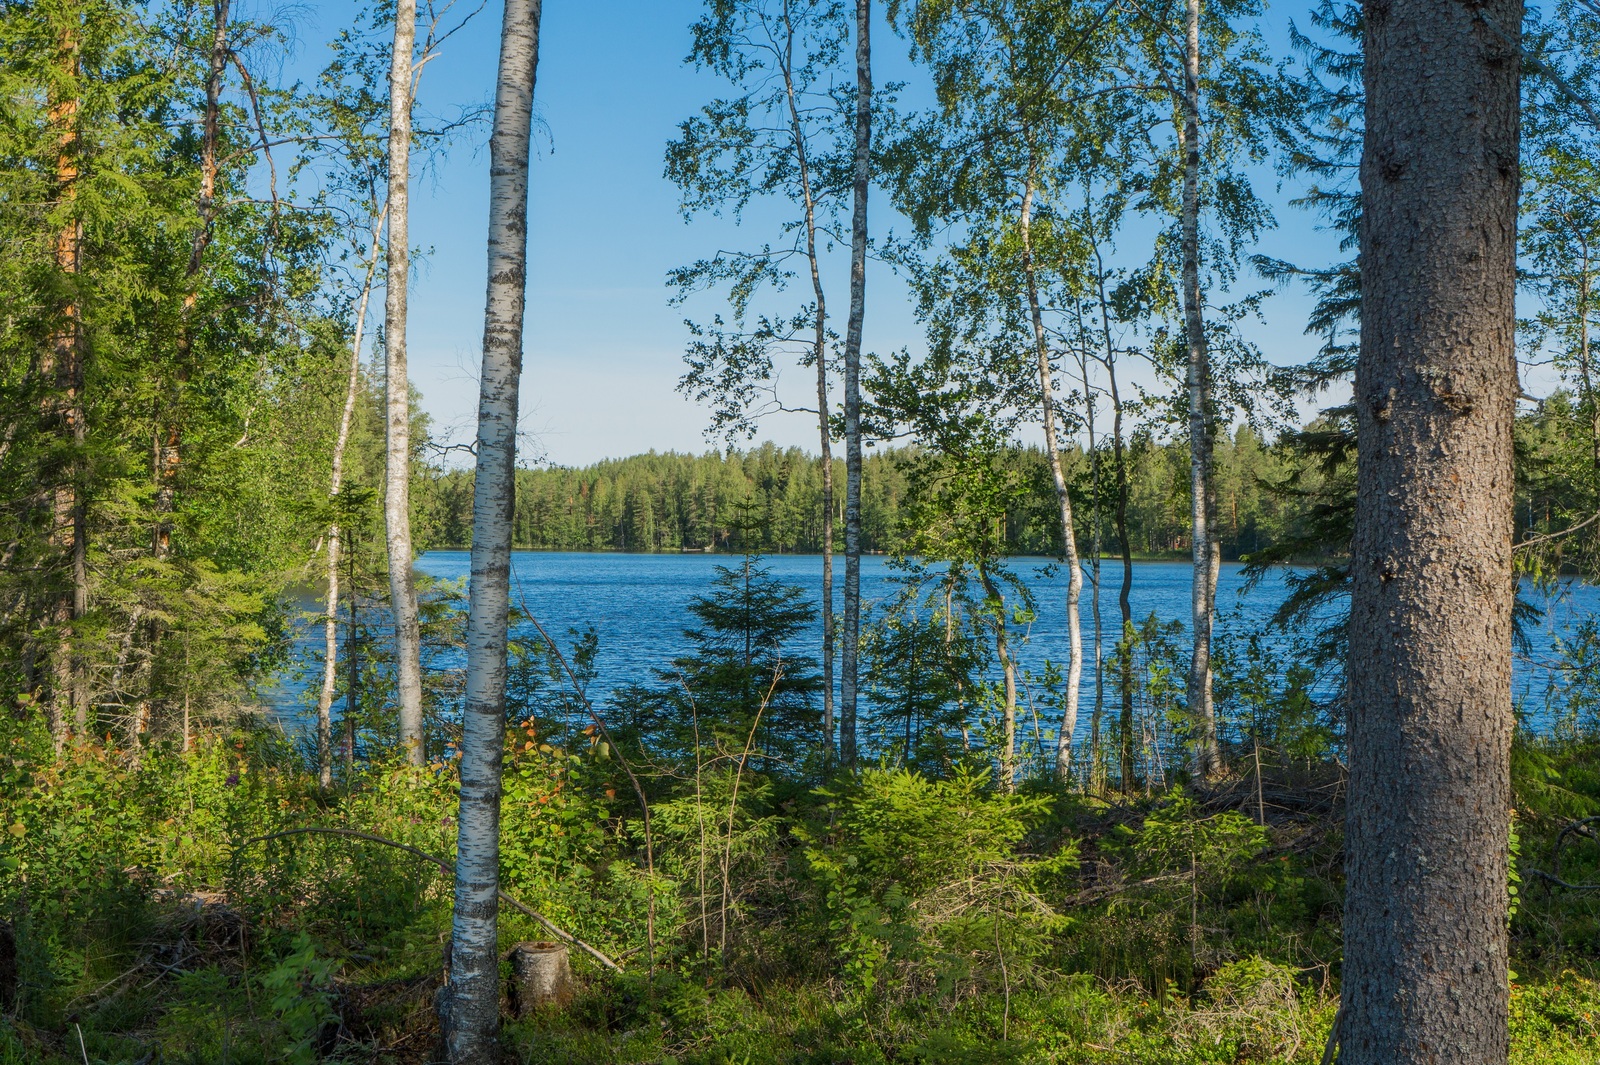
[280,1,1342,467]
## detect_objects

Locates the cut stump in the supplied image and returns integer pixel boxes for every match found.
[509,940,572,1017]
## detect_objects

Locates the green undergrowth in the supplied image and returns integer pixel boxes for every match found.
[1,714,1598,1062]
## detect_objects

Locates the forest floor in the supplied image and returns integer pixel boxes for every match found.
[2,720,1598,1064]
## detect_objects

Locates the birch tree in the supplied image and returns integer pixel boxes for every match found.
[309,0,476,784]
[876,346,1034,787]
[1176,0,1220,780]
[317,210,383,789]
[1519,0,1600,578]
[1341,0,1521,1059]
[441,0,541,1058]
[304,4,394,789]
[884,0,1122,777]
[385,0,425,765]
[668,0,857,756]
[839,0,871,768]
[1121,0,1285,777]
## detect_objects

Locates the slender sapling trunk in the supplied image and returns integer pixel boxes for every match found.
[319,209,386,789]
[1018,170,1084,781]
[1180,0,1221,779]
[840,0,872,768]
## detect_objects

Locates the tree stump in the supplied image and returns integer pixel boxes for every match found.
[508,941,572,1017]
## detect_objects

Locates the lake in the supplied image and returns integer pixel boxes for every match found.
[264,551,1600,742]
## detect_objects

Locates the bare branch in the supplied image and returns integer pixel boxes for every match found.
[236,827,622,971]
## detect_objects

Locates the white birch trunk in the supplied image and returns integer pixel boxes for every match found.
[777,3,834,755]
[386,0,426,765]
[840,0,872,767]
[441,1,541,1059]
[1181,0,1221,779]
[1019,175,1083,782]
[1077,331,1104,789]
[319,209,386,790]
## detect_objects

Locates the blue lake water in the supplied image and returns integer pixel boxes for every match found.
[265,551,1600,742]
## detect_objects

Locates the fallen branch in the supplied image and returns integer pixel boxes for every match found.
[1528,816,1600,893]
[1515,511,1600,552]
[511,575,659,974]
[1529,869,1600,892]
[236,827,621,972]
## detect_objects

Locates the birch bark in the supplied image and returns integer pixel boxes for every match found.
[840,0,871,768]
[318,209,385,790]
[386,0,426,765]
[1180,0,1221,779]
[441,1,541,1058]
[1073,322,1103,789]
[776,0,835,755]
[1018,171,1083,781]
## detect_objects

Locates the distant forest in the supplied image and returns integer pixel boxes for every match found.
[420,429,1321,559]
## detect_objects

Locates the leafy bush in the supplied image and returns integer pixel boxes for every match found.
[801,766,1076,1005]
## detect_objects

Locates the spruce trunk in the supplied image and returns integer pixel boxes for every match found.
[441,0,541,1059]
[154,0,230,562]
[1342,0,1521,1060]
[43,16,83,747]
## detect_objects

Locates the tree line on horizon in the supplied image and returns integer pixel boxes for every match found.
[413,405,1600,568]
[421,430,1290,558]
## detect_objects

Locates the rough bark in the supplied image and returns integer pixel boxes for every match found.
[509,941,574,1016]
[1180,0,1221,779]
[386,0,426,766]
[1342,0,1521,1060]
[1019,171,1083,781]
[318,210,385,789]
[441,0,541,1059]
[777,1,835,756]
[43,17,83,748]
[840,0,872,768]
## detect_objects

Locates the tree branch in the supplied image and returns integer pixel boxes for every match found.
[237,826,622,971]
